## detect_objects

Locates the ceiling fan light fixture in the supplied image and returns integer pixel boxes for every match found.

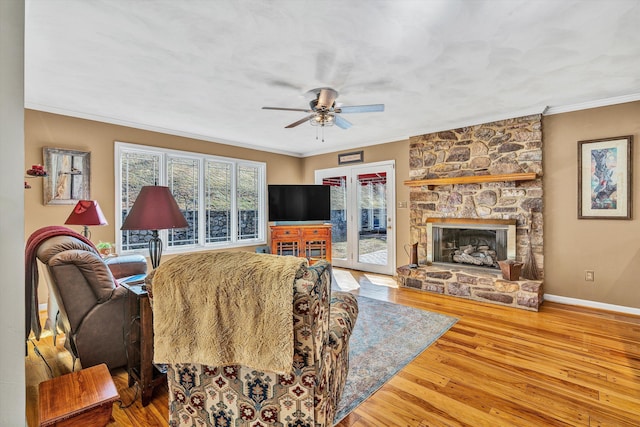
[310,112,335,127]
[262,86,383,130]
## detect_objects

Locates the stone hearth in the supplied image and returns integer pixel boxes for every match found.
[397,264,543,311]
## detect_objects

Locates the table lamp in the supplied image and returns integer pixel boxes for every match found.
[65,200,108,239]
[120,186,188,268]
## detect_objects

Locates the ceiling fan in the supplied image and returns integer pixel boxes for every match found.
[262,87,384,130]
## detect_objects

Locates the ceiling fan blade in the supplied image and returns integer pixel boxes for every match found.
[334,115,352,129]
[335,104,385,113]
[285,114,316,128]
[262,107,312,113]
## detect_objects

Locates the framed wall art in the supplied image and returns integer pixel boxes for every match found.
[43,147,91,205]
[578,135,633,219]
[338,150,364,165]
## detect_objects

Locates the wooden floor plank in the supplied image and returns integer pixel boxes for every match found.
[26,268,640,426]
[385,376,520,427]
[397,369,566,427]
[414,347,590,426]
[430,338,640,425]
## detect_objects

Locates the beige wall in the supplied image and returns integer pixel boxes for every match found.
[24,111,411,281]
[303,102,640,309]
[302,140,410,270]
[25,109,303,243]
[26,101,640,309]
[544,101,640,307]
[25,109,304,301]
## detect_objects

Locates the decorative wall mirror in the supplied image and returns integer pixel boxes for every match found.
[43,147,91,205]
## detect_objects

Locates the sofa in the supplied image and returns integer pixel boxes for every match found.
[149,255,358,426]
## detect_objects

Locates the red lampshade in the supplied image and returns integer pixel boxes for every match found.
[121,186,188,231]
[65,200,108,226]
[65,200,108,238]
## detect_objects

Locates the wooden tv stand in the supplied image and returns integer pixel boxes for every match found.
[270,224,332,263]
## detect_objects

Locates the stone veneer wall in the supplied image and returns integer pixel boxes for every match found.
[400,114,544,311]
[409,114,544,273]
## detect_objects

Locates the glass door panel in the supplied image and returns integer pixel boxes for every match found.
[356,172,388,266]
[321,176,348,264]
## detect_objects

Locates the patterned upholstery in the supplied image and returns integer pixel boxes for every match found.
[157,260,358,426]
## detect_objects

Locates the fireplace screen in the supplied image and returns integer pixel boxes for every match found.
[426,219,516,270]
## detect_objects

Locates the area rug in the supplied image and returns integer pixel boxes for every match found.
[334,296,457,424]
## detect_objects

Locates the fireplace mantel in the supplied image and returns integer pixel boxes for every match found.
[403,172,537,189]
[426,218,516,226]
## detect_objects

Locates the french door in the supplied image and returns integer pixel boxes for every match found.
[315,161,395,275]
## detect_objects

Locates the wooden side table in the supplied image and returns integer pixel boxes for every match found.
[38,363,119,426]
[120,280,167,407]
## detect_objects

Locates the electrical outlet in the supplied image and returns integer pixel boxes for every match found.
[585,270,595,281]
[398,201,407,209]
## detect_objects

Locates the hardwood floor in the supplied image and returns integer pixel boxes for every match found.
[26,269,640,426]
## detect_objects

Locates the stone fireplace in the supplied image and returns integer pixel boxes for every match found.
[397,114,544,311]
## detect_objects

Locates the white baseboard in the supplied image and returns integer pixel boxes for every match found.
[39,303,47,312]
[544,294,640,316]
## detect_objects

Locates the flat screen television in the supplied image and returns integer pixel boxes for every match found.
[268,185,331,223]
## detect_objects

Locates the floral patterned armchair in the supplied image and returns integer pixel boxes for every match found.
[152,260,358,426]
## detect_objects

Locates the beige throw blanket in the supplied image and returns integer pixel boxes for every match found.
[152,251,307,374]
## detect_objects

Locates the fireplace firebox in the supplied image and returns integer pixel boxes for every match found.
[426,218,516,270]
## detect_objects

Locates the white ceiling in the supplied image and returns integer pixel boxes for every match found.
[25,0,640,157]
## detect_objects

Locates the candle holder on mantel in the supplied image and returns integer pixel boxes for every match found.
[498,260,523,281]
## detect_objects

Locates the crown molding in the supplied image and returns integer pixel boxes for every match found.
[544,92,640,115]
[24,103,306,157]
[26,93,640,159]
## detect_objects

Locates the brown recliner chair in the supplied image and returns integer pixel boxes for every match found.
[35,235,147,370]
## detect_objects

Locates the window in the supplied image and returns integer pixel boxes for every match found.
[238,165,260,240]
[168,155,199,247]
[205,161,232,243]
[116,142,266,254]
